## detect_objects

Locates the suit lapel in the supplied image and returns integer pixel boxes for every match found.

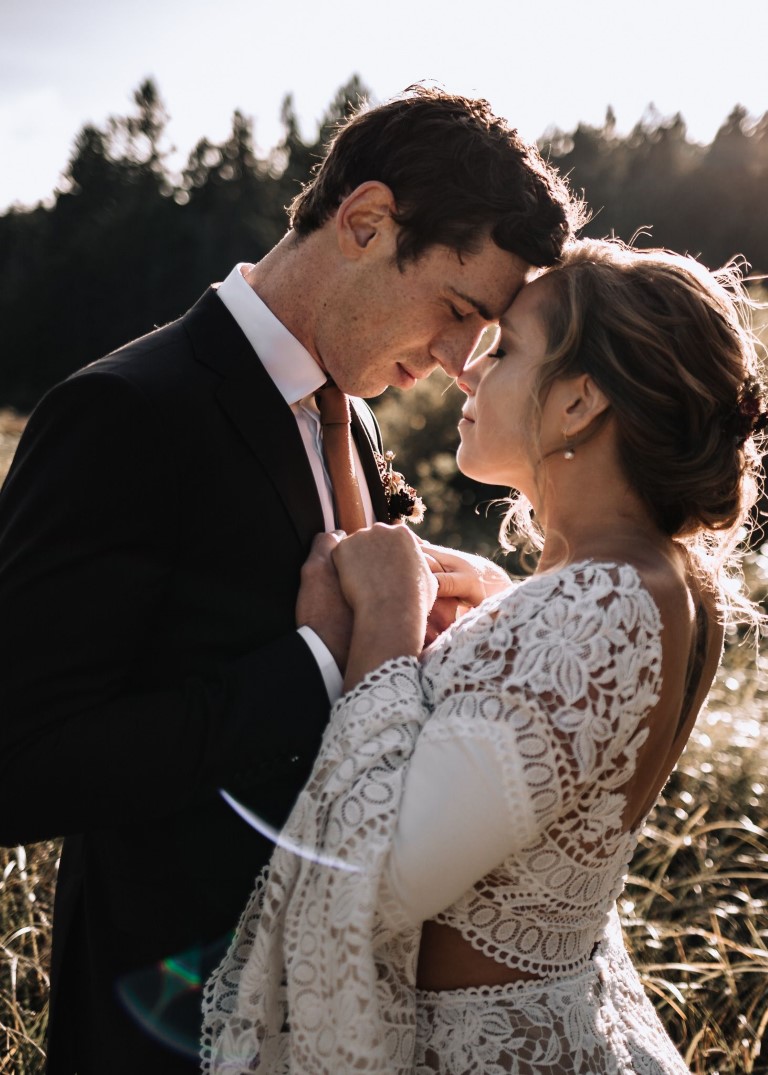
[183,287,392,533]
[183,289,325,547]
[216,375,325,544]
[350,404,390,522]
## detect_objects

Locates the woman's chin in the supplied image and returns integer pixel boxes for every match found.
[455,448,474,480]
[456,453,498,486]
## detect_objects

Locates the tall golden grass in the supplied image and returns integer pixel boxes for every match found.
[623,631,768,1073]
[0,841,56,1071]
[2,285,768,1075]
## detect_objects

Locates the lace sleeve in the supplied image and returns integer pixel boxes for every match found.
[201,655,428,1074]
[378,561,663,926]
[201,562,662,1074]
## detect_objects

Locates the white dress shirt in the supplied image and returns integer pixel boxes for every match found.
[217,263,376,702]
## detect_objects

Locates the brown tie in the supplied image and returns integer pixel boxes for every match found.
[315,384,367,533]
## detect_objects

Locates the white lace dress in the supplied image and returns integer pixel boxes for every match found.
[201,561,690,1074]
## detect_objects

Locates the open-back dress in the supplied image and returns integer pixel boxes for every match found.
[202,560,697,1074]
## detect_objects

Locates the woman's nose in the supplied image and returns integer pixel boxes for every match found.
[457,354,486,396]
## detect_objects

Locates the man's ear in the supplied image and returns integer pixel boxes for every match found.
[558,373,611,437]
[335,181,397,259]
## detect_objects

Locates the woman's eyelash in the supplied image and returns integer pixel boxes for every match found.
[487,347,506,359]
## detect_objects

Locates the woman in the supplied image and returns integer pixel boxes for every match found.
[201,239,766,1074]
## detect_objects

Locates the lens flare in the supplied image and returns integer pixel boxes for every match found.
[219,788,361,873]
[117,939,230,1059]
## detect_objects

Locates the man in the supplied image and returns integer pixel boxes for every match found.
[0,86,579,1073]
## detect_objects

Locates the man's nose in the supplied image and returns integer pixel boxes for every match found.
[432,324,488,379]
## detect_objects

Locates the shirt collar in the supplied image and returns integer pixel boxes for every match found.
[217,263,326,404]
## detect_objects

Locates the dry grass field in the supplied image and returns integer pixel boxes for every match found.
[1,288,768,1072]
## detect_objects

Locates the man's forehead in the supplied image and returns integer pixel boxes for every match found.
[423,240,528,318]
[463,248,529,318]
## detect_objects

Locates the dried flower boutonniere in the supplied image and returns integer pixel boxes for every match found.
[374,450,426,524]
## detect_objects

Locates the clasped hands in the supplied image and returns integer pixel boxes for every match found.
[297,524,512,677]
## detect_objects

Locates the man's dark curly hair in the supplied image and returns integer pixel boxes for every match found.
[289,85,585,268]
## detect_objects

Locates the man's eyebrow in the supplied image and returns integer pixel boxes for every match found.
[449,288,493,322]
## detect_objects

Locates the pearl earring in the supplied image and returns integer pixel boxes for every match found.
[562,429,575,460]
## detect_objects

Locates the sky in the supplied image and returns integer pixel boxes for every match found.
[2,0,766,213]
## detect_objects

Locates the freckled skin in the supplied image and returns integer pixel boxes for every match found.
[249,184,529,400]
[319,241,528,398]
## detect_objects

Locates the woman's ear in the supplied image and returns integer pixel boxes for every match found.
[559,373,610,437]
[335,181,397,259]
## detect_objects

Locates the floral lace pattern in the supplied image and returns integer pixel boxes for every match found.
[426,561,660,977]
[201,657,426,1073]
[201,561,688,1074]
[413,910,688,1074]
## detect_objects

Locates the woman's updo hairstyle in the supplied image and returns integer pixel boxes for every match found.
[536,239,767,559]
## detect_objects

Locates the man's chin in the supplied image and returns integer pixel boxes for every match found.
[347,379,390,400]
[341,370,420,399]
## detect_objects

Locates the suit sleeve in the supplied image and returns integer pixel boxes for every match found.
[0,371,330,845]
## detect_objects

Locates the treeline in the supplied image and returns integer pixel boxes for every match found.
[1,76,767,410]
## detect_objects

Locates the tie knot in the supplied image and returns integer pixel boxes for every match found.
[316,383,351,426]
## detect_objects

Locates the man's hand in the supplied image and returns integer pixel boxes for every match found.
[331,523,438,690]
[296,531,353,672]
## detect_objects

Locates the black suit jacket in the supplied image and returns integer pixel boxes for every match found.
[0,288,389,1073]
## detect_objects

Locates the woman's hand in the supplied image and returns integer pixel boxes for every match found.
[418,541,513,645]
[332,523,438,690]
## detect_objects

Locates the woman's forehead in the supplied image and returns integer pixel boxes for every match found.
[500,275,554,331]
